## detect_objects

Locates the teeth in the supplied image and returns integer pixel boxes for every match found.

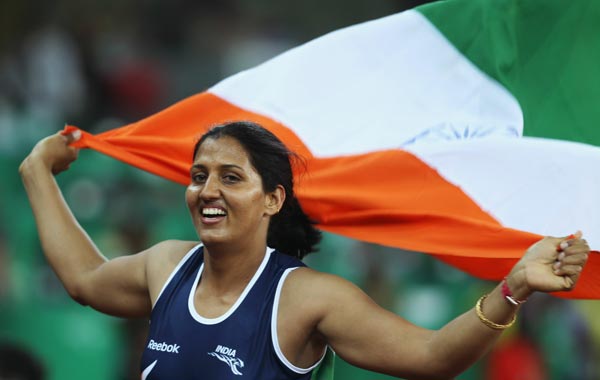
[202,208,226,217]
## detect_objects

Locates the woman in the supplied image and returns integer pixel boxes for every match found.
[20,121,590,379]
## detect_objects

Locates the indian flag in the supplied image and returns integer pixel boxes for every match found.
[66,0,600,299]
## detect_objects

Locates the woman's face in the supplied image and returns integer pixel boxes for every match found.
[186,136,282,248]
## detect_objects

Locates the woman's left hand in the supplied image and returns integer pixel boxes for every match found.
[507,231,590,299]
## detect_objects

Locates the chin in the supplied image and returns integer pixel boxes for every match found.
[198,231,231,247]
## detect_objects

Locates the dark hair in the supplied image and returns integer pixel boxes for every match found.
[193,121,321,258]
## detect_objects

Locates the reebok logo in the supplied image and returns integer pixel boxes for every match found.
[208,344,245,375]
[147,339,180,354]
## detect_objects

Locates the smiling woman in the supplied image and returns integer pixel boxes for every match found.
[187,135,280,250]
[191,122,321,258]
[19,121,591,379]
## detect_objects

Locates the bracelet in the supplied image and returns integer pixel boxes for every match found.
[501,277,527,306]
[475,294,517,330]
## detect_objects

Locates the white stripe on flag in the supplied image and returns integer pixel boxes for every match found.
[210,10,523,157]
[405,137,600,247]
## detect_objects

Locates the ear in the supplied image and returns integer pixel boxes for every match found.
[265,185,286,216]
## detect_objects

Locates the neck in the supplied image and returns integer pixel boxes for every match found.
[200,240,268,295]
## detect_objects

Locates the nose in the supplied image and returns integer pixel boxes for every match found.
[199,175,220,200]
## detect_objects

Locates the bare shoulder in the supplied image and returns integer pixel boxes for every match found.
[145,239,200,267]
[281,267,372,319]
[145,240,201,305]
[285,267,368,297]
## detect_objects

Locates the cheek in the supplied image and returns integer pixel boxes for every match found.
[244,191,269,216]
[185,186,197,207]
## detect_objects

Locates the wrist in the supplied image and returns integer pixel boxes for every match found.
[505,268,533,301]
[19,156,55,189]
[19,154,52,178]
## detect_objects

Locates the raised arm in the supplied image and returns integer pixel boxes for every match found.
[19,131,153,317]
[289,234,589,379]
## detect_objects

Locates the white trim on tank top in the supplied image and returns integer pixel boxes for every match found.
[153,243,204,309]
[271,267,327,374]
[187,247,274,325]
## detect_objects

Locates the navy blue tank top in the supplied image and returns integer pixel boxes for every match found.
[140,244,325,379]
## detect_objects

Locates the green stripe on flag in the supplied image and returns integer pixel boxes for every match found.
[418,0,600,146]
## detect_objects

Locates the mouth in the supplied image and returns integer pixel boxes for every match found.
[200,207,227,224]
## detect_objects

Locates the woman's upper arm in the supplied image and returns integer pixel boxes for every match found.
[76,240,194,318]
[311,273,439,378]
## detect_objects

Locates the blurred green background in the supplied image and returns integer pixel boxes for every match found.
[1,0,598,379]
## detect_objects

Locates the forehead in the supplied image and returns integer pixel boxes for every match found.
[193,136,254,169]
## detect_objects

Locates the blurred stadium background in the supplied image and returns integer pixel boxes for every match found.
[0,0,598,379]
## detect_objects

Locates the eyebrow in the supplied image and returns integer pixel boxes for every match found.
[190,163,244,171]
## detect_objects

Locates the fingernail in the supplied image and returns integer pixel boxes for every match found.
[72,130,82,141]
[558,252,565,261]
[560,241,569,250]
[553,261,561,270]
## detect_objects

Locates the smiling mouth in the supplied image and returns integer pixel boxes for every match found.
[201,207,227,220]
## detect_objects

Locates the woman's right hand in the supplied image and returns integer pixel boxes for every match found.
[19,130,81,176]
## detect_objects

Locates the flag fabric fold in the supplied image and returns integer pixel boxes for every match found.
[66,0,600,299]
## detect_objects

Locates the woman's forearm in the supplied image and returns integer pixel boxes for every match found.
[20,157,107,300]
[423,233,589,379]
[426,278,525,379]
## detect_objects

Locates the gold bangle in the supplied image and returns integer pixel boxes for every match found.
[475,294,517,330]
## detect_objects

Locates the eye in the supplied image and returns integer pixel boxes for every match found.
[222,174,240,184]
[191,172,207,183]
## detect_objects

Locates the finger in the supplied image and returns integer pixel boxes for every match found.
[555,250,588,273]
[562,239,590,250]
[548,272,577,291]
[562,246,590,258]
[562,242,590,257]
[561,276,575,291]
[67,147,80,163]
[559,253,589,266]
[556,231,583,252]
[61,129,82,144]
[554,264,583,277]
[556,235,574,252]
